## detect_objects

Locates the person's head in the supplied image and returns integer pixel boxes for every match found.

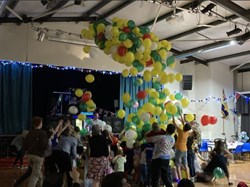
[116,149,123,156]
[237,182,248,187]
[183,122,192,132]
[94,112,99,120]
[214,139,225,154]
[177,179,195,187]
[120,141,126,149]
[102,129,109,138]
[166,124,176,135]
[152,122,160,132]
[62,127,71,136]
[32,116,43,129]
[92,124,100,136]
[101,172,130,187]
[74,126,80,133]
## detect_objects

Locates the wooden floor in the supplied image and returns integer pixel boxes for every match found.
[1,161,250,187]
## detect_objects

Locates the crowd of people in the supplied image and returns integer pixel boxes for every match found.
[9,112,248,187]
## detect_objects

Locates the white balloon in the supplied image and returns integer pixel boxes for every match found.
[137,45,145,53]
[126,139,135,149]
[104,124,112,133]
[89,48,98,58]
[105,25,112,34]
[105,32,113,40]
[125,129,137,140]
[140,112,150,122]
[68,106,78,114]
[110,46,117,54]
[151,42,158,50]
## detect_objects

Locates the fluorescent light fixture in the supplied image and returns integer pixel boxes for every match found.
[47,36,97,47]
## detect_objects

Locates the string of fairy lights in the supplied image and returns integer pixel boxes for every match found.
[1,60,249,103]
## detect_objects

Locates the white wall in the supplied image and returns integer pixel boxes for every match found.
[236,72,250,91]
[0,23,235,140]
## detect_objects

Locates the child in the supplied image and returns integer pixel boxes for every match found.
[139,144,147,187]
[112,149,127,172]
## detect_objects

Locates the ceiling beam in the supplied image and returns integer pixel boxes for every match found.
[0,17,98,23]
[83,0,112,17]
[171,48,208,66]
[166,14,238,41]
[0,0,20,17]
[210,0,250,22]
[140,0,204,26]
[102,0,135,18]
[207,51,250,63]
[230,63,250,70]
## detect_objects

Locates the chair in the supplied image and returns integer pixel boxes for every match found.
[232,145,243,161]
[199,141,209,159]
[242,143,250,160]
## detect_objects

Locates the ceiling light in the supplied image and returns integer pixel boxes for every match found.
[47,36,97,47]
[201,3,216,14]
[226,25,242,37]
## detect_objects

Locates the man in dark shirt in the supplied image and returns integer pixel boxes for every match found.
[23,116,48,187]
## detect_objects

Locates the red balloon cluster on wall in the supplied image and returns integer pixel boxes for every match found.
[137,90,147,100]
[201,115,218,126]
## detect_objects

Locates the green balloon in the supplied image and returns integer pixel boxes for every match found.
[125,100,133,108]
[166,56,175,66]
[148,97,157,105]
[85,118,93,125]
[213,167,225,179]
[133,38,142,48]
[175,92,183,100]
[132,116,140,124]
[119,32,127,41]
[136,64,144,72]
[162,63,167,70]
[99,41,106,50]
[133,60,140,68]
[79,103,87,112]
[80,128,88,136]
[158,103,165,110]
[159,92,166,99]
[125,122,132,130]
[128,32,136,40]
[128,20,136,29]
[153,81,162,91]
[151,50,161,62]
[142,123,151,132]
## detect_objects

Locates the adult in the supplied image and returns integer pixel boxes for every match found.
[92,112,106,131]
[147,123,176,187]
[87,125,109,187]
[173,115,191,180]
[52,126,77,187]
[11,130,28,168]
[101,172,131,187]
[23,116,48,187]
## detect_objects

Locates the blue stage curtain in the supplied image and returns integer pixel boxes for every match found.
[119,75,152,116]
[0,62,32,134]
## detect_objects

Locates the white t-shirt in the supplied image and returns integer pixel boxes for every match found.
[112,156,126,172]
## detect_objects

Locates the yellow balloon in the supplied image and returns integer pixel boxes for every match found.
[149,117,157,125]
[123,39,133,48]
[154,62,162,72]
[86,99,94,107]
[75,89,83,97]
[137,108,145,117]
[112,53,120,62]
[162,88,170,96]
[168,73,175,83]
[83,46,91,53]
[122,92,131,103]
[111,27,119,36]
[130,67,138,76]
[155,106,162,116]
[169,62,176,69]
[122,69,129,77]
[127,113,135,123]
[143,70,152,82]
[167,104,177,115]
[160,114,168,123]
[85,74,95,83]
[185,114,195,122]
[117,109,126,119]
[160,72,168,84]
[143,103,155,114]
[78,114,86,121]
[125,52,135,65]
[150,91,159,99]
[151,68,159,76]
[133,27,140,34]
[137,121,144,129]
[159,49,167,59]
[135,52,143,61]
[143,38,152,49]
[175,73,183,82]
[181,98,190,108]
[169,94,175,101]
[96,23,105,33]
[159,124,167,131]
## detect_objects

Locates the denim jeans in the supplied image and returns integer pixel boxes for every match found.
[140,164,148,183]
[151,158,173,187]
[187,152,195,177]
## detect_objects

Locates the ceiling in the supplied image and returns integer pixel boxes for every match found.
[1,0,250,70]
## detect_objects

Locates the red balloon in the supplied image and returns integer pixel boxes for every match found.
[143,33,151,40]
[117,46,127,56]
[82,93,90,102]
[122,26,130,33]
[209,116,217,125]
[201,115,210,126]
[146,59,153,67]
[112,136,118,145]
[137,90,147,100]
[97,32,104,42]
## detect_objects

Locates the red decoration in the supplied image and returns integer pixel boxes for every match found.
[201,115,210,126]
[137,90,147,100]
[117,46,127,56]
[82,93,91,102]
[122,26,130,33]
[146,59,153,67]
[209,116,217,125]
[97,32,104,42]
[112,136,118,145]
[143,33,151,40]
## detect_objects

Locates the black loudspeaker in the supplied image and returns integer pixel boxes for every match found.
[103,116,124,133]
[182,75,193,90]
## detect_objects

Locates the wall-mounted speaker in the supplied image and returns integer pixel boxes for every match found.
[182,75,193,90]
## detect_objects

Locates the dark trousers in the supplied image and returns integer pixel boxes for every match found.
[151,158,173,187]
[146,159,152,185]
[14,166,32,186]
[52,150,73,187]
[187,152,195,177]
[14,149,25,166]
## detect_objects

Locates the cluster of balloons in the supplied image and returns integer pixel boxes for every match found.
[81,17,192,146]
[201,115,218,126]
[71,89,96,121]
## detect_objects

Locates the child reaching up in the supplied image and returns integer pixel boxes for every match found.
[112,149,126,172]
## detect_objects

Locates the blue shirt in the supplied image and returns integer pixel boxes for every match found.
[145,143,154,160]
[53,135,77,159]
